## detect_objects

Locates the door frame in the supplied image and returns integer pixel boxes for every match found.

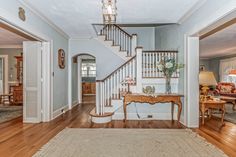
[0,55,8,94]
[183,10,236,128]
[0,19,53,122]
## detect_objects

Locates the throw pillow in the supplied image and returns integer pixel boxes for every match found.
[220,85,232,93]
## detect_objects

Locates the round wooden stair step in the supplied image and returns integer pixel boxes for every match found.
[89,108,113,123]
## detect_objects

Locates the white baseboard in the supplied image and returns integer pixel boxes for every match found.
[72,100,79,107]
[23,118,41,123]
[52,105,69,119]
[72,103,78,109]
[112,112,178,120]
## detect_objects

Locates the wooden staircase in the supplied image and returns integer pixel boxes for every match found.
[95,24,137,61]
[90,24,179,123]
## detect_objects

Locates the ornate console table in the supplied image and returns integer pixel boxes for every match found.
[123,94,184,123]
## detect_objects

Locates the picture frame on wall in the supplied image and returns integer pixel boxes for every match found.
[200,65,205,71]
[58,49,65,69]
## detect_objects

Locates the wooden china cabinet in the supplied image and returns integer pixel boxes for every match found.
[11,54,23,105]
[15,54,23,84]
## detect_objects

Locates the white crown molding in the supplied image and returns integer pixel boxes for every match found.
[18,0,70,39]
[69,37,94,41]
[178,0,207,24]
[0,44,23,48]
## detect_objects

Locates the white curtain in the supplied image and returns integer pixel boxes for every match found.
[219,57,236,83]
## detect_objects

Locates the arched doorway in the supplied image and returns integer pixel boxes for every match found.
[71,53,96,106]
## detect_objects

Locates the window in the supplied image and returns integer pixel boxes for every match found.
[220,57,236,83]
[81,62,96,77]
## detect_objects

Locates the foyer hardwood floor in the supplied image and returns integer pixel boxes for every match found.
[0,95,235,157]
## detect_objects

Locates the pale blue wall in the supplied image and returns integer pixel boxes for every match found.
[200,54,236,82]
[0,0,69,111]
[69,39,125,80]
[123,27,155,50]
[0,48,22,82]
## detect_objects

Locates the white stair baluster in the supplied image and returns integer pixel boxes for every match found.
[152,53,155,78]
[111,75,113,99]
[107,78,110,106]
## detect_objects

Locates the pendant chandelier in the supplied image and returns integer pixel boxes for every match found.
[102,0,117,24]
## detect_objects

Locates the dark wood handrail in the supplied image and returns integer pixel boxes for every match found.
[113,24,132,38]
[96,55,136,82]
[99,24,133,56]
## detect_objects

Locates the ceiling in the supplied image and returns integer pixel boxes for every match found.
[0,27,29,48]
[200,23,236,59]
[23,0,201,38]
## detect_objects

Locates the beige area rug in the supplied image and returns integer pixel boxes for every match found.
[33,129,227,157]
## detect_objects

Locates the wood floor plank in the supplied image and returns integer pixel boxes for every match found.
[0,96,235,157]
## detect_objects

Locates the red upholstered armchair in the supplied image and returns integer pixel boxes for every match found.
[215,82,236,98]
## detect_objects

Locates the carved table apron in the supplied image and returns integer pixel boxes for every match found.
[123,94,183,123]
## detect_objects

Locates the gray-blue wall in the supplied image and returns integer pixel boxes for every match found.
[200,54,236,82]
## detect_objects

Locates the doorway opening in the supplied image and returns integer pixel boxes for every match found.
[72,54,96,106]
[0,21,51,123]
[199,20,236,127]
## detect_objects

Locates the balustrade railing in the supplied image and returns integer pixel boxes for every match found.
[96,56,136,115]
[93,24,134,57]
[142,51,179,78]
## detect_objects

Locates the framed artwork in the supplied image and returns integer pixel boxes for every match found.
[200,65,205,71]
[58,49,65,69]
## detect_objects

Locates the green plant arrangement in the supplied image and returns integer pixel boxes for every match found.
[157,57,184,94]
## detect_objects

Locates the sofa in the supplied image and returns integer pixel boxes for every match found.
[215,82,236,98]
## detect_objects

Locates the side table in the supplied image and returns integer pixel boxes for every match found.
[199,100,226,126]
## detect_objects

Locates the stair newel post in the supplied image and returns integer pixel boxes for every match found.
[96,81,101,115]
[131,34,137,57]
[136,47,143,93]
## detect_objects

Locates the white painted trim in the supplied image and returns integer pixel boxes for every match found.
[70,37,93,41]
[23,118,41,123]
[41,42,52,122]
[52,105,69,119]
[72,100,78,105]
[77,56,82,103]
[68,43,72,110]
[0,55,9,94]
[186,3,236,36]
[72,101,79,108]
[50,41,54,122]
[183,34,188,126]
[0,45,23,49]
[178,0,207,24]
[185,37,199,128]
[18,0,69,39]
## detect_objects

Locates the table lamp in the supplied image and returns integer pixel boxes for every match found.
[121,76,135,94]
[199,71,217,101]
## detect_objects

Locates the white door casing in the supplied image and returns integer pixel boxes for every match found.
[0,55,8,94]
[23,41,42,123]
[185,37,199,128]
[41,42,51,122]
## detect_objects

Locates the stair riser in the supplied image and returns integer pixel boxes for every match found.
[91,116,112,123]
